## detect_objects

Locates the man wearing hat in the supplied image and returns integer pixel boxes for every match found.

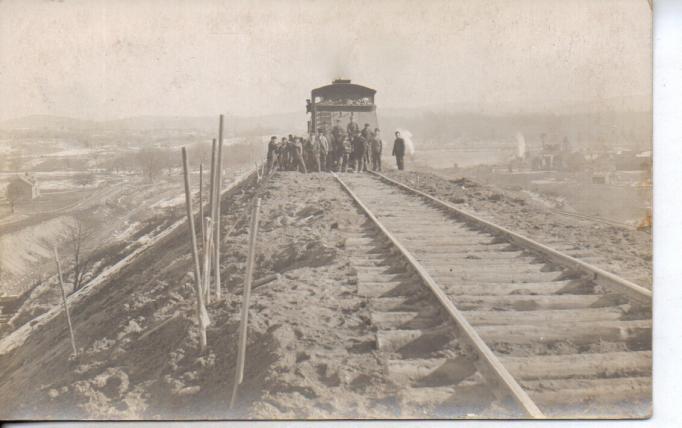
[370,128,383,171]
[346,116,359,139]
[392,131,406,171]
[361,123,372,170]
[331,119,345,171]
[352,132,368,172]
[315,129,329,172]
[288,137,307,173]
[266,136,278,173]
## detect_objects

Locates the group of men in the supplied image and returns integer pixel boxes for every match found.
[266,117,406,174]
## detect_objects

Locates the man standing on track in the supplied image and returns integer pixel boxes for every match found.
[361,123,372,169]
[392,131,405,171]
[266,136,278,173]
[339,134,352,172]
[277,137,289,170]
[370,128,383,171]
[352,132,367,172]
[315,129,329,172]
[308,135,321,172]
[290,137,307,173]
[347,116,359,140]
[331,119,345,171]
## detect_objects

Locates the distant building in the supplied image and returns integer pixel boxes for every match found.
[6,174,40,202]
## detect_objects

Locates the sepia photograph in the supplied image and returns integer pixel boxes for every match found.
[0,0,653,421]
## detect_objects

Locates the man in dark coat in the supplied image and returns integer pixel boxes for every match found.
[290,137,307,173]
[275,137,286,170]
[331,119,345,171]
[347,117,359,139]
[315,129,329,172]
[307,136,321,172]
[361,124,372,169]
[338,134,351,172]
[370,128,383,171]
[392,131,405,171]
[352,133,367,172]
[266,136,278,173]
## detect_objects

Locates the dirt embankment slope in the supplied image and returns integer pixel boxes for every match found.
[0,173,260,419]
[383,170,652,289]
[2,172,484,419]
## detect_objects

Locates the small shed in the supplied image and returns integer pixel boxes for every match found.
[6,174,40,202]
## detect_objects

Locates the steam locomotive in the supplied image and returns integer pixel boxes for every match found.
[306,79,378,136]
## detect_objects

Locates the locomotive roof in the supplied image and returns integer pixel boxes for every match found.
[312,80,376,97]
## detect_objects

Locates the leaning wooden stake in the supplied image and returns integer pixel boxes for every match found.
[53,247,78,358]
[182,147,207,352]
[229,198,261,410]
[255,162,261,183]
[208,139,217,223]
[199,163,205,246]
[202,217,214,304]
[207,139,218,288]
[214,115,225,299]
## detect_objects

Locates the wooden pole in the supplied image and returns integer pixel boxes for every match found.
[202,217,214,304]
[199,163,205,247]
[182,147,207,351]
[53,247,78,358]
[208,140,217,230]
[229,198,261,410]
[207,139,217,292]
[214,115,224,298]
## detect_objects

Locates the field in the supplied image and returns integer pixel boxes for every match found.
[445,169,652,226]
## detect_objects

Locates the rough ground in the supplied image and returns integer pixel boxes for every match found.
[0,175,191,297]
[384,170,652,288]
[0,172,498,419]
[0,169,651,419]
[0,173,260,419]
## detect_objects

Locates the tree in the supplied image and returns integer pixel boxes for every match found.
[74,173,95,187]
[66,217,93,293]
[137,148,164,182]
[161,149,176,176]
[6,181,22,214]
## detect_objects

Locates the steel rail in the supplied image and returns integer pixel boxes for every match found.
[333,172,545,419]
[371,172,652,306]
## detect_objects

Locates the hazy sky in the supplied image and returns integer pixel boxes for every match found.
[0,0,651,121]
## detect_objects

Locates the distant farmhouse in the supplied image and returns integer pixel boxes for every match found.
[6,174,40,204]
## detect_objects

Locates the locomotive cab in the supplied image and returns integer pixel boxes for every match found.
[307,79,378,136]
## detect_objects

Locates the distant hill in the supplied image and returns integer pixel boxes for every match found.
[0,115,100,131]
[0,112,307,135]
[1,102,650,150]
[378,110,651,150]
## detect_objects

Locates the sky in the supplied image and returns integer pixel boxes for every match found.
[0,0,651,121]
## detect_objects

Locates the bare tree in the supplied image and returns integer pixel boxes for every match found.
[161,149,176,176]
[137,148,164,182]
[6,180,24,214]
[66,217,93,293]
[74,173,95,188]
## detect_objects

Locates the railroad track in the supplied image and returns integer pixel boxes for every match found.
[334,171,652,418]
[343,219,495,417]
